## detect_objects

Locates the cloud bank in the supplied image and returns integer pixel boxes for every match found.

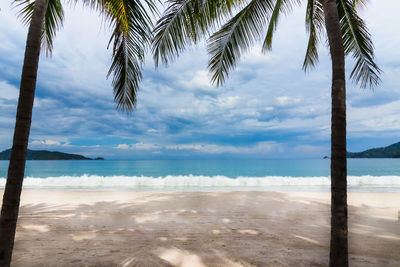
[0,1,399,159]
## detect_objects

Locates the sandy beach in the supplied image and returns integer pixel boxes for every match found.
[3,190,399,266]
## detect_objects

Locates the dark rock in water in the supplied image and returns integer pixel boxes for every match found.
[323,156,329,159]
[94,157,105,160]
[0,148,100,160]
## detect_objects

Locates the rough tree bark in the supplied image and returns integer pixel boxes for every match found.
[0,0,49,265]
[322,0,348,266]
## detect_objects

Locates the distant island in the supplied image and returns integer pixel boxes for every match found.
[347,141,400,158]
[0,149,104,160]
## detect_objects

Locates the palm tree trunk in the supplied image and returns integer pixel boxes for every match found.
[322,0,348,266]
[0,0,49,265]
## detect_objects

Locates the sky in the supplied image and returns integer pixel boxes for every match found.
[0,0,400,159]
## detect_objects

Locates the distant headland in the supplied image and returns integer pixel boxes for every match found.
[347,141,400,158]
[0,149,104,160]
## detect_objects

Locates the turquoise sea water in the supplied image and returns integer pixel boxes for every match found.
[0,159,399,192]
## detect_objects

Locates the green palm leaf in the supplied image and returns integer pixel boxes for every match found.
[262,0,300,52]
[81,0,157,111]
[16,0,157,111]
[302,0,324,71]
[207,0,274,86]
[152,0,237,67]
[15,0,64,56]
[337,0,381,88]
[352,0,368,8]
[105,0,155,111]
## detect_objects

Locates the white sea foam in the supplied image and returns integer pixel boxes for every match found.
[0,175,399,191]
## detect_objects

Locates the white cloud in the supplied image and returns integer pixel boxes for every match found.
[166,141,281,155]
[216,96,240,108]
[0,81,19,100]
[276,96,301,106]
[30,139,63,146]
[113,141,283,155]
[1,1,400,158]
[115,142,160,150]
[116,144,130,150]
[348,99,400,134]
[132,142,160,150]
[179,70,215,91]
[242,46,278,65]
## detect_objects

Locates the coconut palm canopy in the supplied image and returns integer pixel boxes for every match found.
[1,1,398,159]
[16,0,158,111]
[0,0,160,265]
[153,0,380,88]
[152,0,381,265]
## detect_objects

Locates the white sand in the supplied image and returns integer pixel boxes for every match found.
[2,190,399,266]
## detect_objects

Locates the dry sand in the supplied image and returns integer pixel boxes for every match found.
[3,190,399,266]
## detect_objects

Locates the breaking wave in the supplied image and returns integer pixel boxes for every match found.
[1,175,400,191]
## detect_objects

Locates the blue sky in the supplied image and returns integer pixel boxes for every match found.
[0,0,400,159]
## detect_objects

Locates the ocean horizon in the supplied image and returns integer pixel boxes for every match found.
[1,158,399,192]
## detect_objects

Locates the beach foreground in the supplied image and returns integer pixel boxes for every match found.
[3,191,399,266]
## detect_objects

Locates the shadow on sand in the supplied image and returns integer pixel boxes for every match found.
[11,191,400,266]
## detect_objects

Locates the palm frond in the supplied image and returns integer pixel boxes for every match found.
[104,0,156,111]
[337,0,381,88]
[262,0,300,52]
[76,0,157,111]
[302,0,324,71]
[43,0,64,55]
[352,0,368,8]
[207,0,274,86]
[15,0,64,56]
[152,0,237,67]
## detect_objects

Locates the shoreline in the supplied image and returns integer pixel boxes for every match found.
[3,187,400,193]
[2,174,400,193]
[2,190,399,266]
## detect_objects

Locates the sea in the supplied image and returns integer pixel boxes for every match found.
[0,159,400,192]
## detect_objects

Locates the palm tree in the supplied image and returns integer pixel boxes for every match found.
[152,0,380,266]
[0,0,157,265]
